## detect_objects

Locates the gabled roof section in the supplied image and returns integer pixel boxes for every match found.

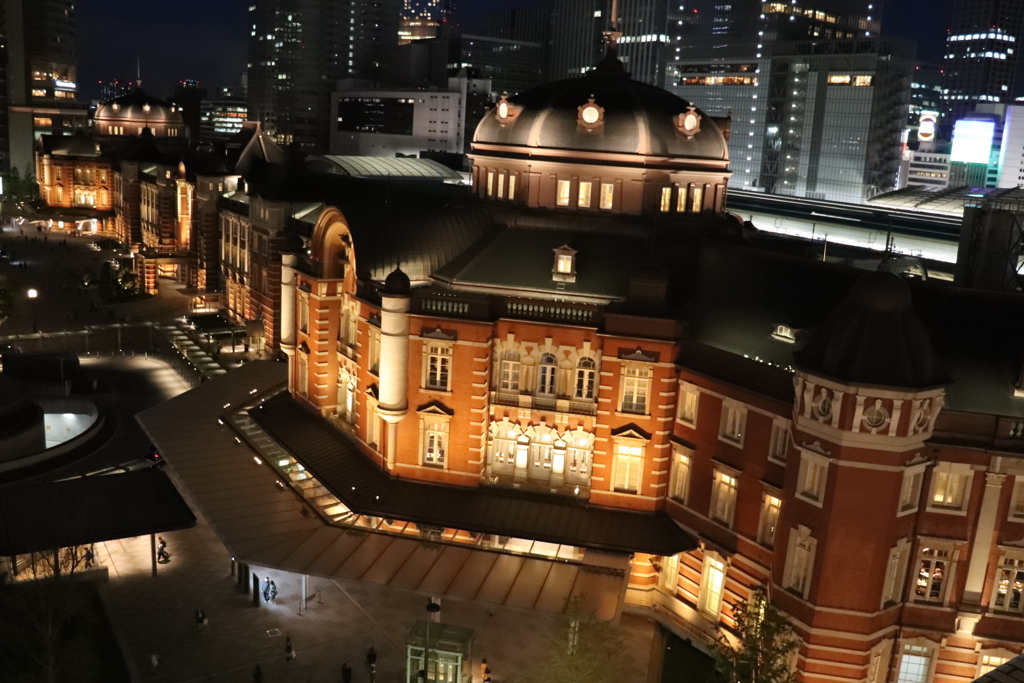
[309,155,465,182]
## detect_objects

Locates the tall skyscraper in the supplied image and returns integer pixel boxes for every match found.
[247,0,401,151]
[1,0,88,174]
[398,0,456,44]
[941,0,1024,128]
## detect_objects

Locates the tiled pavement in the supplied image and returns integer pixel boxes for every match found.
[97,491,658,683]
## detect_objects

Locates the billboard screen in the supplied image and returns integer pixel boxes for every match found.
[918,111,938,141]
[951,119,995,164]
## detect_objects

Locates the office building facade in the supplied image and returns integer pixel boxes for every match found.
[247,0,401,151]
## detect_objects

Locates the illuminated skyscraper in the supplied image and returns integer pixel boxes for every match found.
[941,0,1024,128]
[247,0,401,151]
[1,0,89,173]
[398,0,456,45]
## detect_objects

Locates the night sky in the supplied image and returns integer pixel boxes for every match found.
[77,0,951,101]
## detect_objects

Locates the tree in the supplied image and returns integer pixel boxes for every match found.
[513,595,628,683]
[711,589,800,683]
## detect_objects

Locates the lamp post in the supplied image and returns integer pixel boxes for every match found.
[422,599,441,681]
[27,288,38,333]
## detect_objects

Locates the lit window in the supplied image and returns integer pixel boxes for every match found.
[297,354,308,396]
[928,462,971,512]
[487,170,494,196]
[785,525,816,598]
[298,293,309,333]
[556,254,574,273]
[620,365,650,414]
[691,184,704,212]
[659,554,680,593]
[768,420,790,463]
[914,546,951,602]
[992,556,1024,612]
[710,470,738,526]
[574,357,596,400]
[336,370,357,424]
[578,181,592,207]
[529,428,555,472]
[507,173,517,200]
[670,446,691,502]
[758,494,782,547]
[980,655,1010,677]
[677,186,688,212]
[677,382,699,426]
[599,182,614,209]
[424,343,452,391]
[556,180,571,206]
[367,326,381,376]
[566,432,593,478]
[899,467,925,514]
[895,645,933,683]
[828,73,852,84]
[797,452,828,505]
[423,425,447,467]
[698,554,726,617]
[537,353,557,395]
[613,440,645,493]
[719,400,746,446]
[660,187,672,212]
[854,75,873,86]
[499,351,521,392]
[497,172,506,199]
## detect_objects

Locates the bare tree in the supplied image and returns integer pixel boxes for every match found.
[711,588,800,683]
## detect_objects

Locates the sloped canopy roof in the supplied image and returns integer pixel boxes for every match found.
[309,156,464,181]
[0,468,196,555]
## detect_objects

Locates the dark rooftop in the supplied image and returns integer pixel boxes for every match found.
[250,393,697,556]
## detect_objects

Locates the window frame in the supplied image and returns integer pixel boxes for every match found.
[574,357,597,400]
[537,352,557,396]
[795,450,829,507]
[619,363,651,415]
[913,542,955,604]
[599,182,614,210]
[990,551,1024,614]
[698,552,727,618]
[677,381,699,428]
[926,462,972,515]
[612,437,646,494]
[768,418,790,464]
[419,409,452,468]
[578,180,592,208]
[669,445,692,503]
[718,399,747,447]
[895,642,936,683]
[423,342,453,392]
[1011,477,1024,522]
[710,467,739,527]
[881,538,911,608]
[898,464,927,516]
[556,179,571,206]
[784,525,816,599]
[758,492,782,547]
[499,351,521,392]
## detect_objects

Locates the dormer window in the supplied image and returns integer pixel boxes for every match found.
[772,324,797,343]
[553,245,577,283]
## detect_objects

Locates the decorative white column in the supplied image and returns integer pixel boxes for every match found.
[962,472,1006,605]
[377,269,411,470]
[280,253,297,391]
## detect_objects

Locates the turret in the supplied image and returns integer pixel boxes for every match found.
[377,267,411,469]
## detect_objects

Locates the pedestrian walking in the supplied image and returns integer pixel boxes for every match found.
[156,537,170,563]
[262,577,271,602]
[195,607,207,630]
[83,547,94,568]
[252,664,263,682]
[268,580,278,603]
[285,636,296,663]
[342,661,352,683]
[367,645,377,681]
[150,652,160,672]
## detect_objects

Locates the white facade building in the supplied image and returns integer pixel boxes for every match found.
[898,151,952,189]
[997,105,1024,188]
[329,75,489,157]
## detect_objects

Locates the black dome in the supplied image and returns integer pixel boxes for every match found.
[794,271,948,388]
[473,58,728,160]
[383,267,411,296]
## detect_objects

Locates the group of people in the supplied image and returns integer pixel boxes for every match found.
[260,576,278,603]
[248,645,376,681]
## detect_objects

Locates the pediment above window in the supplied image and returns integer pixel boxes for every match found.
[619,347,659,363]
[421,327,457,341]
[417,400,454,416]
[611,424,652,441]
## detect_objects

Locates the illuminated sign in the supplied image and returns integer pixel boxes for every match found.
[951,119,995,164]
[54,80,77,90]
[918,111,939,141]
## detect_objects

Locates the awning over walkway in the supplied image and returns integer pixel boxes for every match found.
[251,393,697,557]
[0,468,196,555]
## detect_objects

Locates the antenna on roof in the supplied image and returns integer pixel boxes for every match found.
[136,56,142,89]
[603,0,622,52]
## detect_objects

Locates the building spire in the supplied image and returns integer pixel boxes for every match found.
[595,0,627,76]
[136,56,142,89]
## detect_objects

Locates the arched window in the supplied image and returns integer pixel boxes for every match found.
[537,353,557,395]
[574,357,596,400]
[488,422,519,471]
[529,427,555,472]
[566,432,593,479]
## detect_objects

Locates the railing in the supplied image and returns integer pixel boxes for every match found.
[411,291,489,319]
[489,391,596,417]
[502,299,601,326]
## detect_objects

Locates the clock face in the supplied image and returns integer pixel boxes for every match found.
[581,105,600,124]
[497,101,509,119]
[683,113,699,132]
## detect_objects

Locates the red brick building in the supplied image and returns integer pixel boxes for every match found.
[209,49,1024,683]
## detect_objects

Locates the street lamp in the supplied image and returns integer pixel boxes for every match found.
[27,288,38,333]
[421,600,441,682]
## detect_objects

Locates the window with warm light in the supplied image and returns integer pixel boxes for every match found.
[660,187,672,212]
[711,470,738,526]
[574,357,596,400]
[914,545,951,602]
[613,441,645,493]
[698,554,726,617]
[424,343,452,391]
[487,170,494,196]
[719,400,746,446]
[578,181,592,207]
[991,555,1024,613]
[670,446,691,503]
[557,180,571,206]
[599,182,614,209]
[507,173,517,200]
[758,494,782,547]
[691,184,705,212]
[678,382,699,427]
[497,172,506,199]
[556,254,574,274]
[620,365,650,414]
[677,186,688,212]
[928,462,970,512]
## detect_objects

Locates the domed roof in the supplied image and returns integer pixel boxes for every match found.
[95,88,184,126]
[383,267,411,296]
[794,271,948,389]
[473,57,728,161]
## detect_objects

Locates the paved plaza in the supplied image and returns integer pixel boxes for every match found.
[96,499,659,683]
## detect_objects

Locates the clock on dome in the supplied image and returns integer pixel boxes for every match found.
[577,97,604,132]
